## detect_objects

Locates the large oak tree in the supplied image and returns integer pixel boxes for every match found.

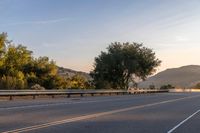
[91,42,161,89]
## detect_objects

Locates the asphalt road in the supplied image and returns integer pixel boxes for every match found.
[0,92,200,133]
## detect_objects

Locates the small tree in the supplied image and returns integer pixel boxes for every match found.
[160,84,174,90]
[149,84,156,90]
[0,32,9,57]
[70,74,87,89]
[193,83,200,89]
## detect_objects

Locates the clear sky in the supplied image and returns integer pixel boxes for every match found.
[1,0,200,72]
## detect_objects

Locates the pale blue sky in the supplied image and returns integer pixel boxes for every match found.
[1,0,200,72]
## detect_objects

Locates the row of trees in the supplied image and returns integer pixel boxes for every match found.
[0,32,161,90]
[0,33,90,90]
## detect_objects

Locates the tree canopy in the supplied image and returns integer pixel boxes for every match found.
[0,33,90,90]
[91,42,161,90]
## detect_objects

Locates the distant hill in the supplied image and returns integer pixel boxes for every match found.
[57,67,91,80]
[138,65,200,88]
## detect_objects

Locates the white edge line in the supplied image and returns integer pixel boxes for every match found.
[167,109,200,133]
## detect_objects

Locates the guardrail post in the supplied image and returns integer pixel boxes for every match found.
[91,93,94,96]
[33,95,36,99]
[67,94,70,98]
[52,95,55,98]
[80,93,83,97]
[9,96,13,100]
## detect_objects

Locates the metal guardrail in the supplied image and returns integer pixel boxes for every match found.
[0,90,127,100]
[128,89,169,94]
[0,89,169,100]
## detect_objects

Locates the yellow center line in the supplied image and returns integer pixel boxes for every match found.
[3,94,200,133]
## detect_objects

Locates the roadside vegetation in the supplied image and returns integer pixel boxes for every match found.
[193,83,200,89]
[160,84,175,90]
[0,33,161,90]
[0,33,91,90]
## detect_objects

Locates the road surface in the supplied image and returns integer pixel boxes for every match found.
[0,92,200,133]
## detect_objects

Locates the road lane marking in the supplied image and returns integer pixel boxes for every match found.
[3,94,200,133]
[167,109,200,133]
[0,96,145,111]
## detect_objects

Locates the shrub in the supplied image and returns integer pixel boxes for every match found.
[193,83,200,89]
[31,84,45,90]
[0,75,27,89]
[149,84,156,90]
[160,84,174,90]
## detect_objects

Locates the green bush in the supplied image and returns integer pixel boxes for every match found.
[70,74,92,89]
[193,83,200,89]
[160,84,174,90]
[31,84,45,90]
[149,84,156,90]
[0,75,27,89]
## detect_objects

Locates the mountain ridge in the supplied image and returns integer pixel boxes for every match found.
[57,66,91,80]
[138,65,200,88]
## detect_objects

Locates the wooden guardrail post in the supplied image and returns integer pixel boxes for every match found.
[67,94,70,98]
[9,95,13,100]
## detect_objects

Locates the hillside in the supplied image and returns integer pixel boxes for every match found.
[138,65,200,88]
[57,67,91,80]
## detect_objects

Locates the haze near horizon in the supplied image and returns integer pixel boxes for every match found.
[1,0,200,72]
